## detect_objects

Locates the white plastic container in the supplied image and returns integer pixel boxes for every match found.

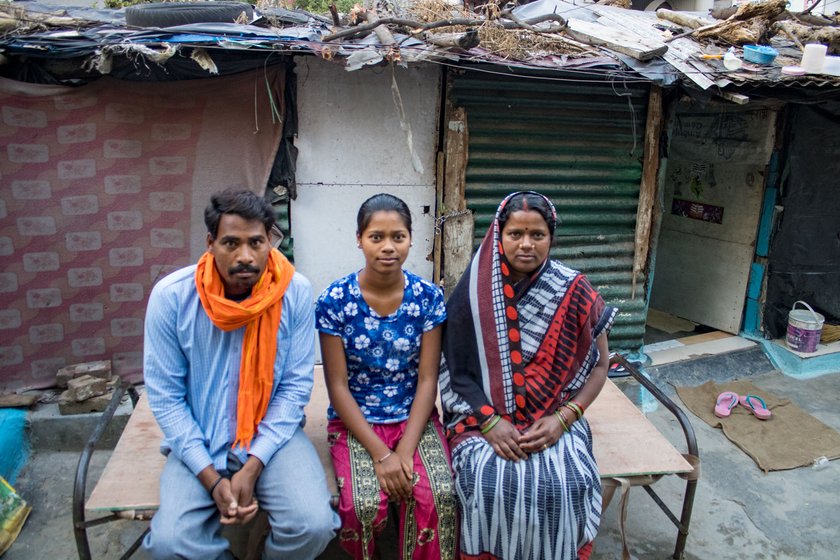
[800,43,828,73]
[823,56,840,76]
[723,47,742,71]
[786,300,825,353]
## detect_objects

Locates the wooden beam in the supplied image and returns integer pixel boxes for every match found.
[632,85,664,300]
[718,90,750,105]
[566,18,667,61]
[590,5,717,90]
[442,106,473,299]
[656,8,715,30]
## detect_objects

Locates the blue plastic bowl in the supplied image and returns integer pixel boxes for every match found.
[743,45,778,65]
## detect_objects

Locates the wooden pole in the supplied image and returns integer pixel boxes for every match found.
[433,150,444,285]
[441,106,472,299]
[632,85,663,300]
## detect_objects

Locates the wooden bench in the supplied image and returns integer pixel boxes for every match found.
[73,355,698,560]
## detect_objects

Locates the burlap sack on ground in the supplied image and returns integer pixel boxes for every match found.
[676,379,840,472]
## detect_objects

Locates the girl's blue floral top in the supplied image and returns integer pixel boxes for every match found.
[316,270,446,423]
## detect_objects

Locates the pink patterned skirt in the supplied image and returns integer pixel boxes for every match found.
[328,415,459,560]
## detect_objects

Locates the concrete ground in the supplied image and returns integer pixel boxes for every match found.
[5,346,839,560]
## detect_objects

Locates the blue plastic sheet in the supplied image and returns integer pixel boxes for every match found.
[0,409,29,484]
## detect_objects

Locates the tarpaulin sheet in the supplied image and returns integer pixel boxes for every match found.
[0,68,285,390]
[765,101,840,337]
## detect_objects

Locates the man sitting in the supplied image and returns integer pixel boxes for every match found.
[143,189,338,559]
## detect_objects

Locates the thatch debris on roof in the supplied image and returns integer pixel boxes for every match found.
[659,0,840,54]
[772,20,840,54]
[658,0,788,45]
[321,0,590,60]
[595,0,631,8]
[0,3,89,33]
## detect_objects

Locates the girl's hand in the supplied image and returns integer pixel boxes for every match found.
[519,413,566,454]
[394,446,415,484]
[483,418,527,461]
[374,453,413,501]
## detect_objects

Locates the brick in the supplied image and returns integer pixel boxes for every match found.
[67,374,107,402]
[56,370,75,389]
[55,360,111,388]
[58,389,114,415]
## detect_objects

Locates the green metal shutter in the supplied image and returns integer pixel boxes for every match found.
[449,70,649,351]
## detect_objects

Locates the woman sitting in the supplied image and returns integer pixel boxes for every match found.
[439,191,616,560]
[316,193,458,560]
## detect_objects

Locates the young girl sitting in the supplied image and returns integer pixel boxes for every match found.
[316,193,457,560]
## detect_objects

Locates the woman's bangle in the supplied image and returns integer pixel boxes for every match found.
[564,403,581,421]
[377,451,393,464]
[208,475,224,498]
[480,415,501,434]
[554,409,569,431]
[571,399,586,416]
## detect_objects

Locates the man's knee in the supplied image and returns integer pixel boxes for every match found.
[268,503,338,553]
[282,502,337,539]
[144,522,186,559]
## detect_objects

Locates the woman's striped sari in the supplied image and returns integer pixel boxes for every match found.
[439,192,616,560]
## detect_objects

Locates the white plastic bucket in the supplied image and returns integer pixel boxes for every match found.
[786,301,824,353]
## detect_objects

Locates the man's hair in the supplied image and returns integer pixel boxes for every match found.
[204,189,275,240]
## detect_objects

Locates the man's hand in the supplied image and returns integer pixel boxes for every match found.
[223,456,263,525]
[211,478,240,524]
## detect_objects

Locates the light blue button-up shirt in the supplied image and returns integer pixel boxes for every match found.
[143,264,315,476]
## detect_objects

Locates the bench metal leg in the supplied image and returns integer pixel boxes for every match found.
[609,354,699,560]
[120,528,150,560]
[73,383,129,560]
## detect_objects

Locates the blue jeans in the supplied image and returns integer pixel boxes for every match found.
[143,427,339,559]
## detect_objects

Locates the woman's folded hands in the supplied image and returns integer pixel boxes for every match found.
[483,418,529,461]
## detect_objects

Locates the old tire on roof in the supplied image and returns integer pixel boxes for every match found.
[125,2,254,27]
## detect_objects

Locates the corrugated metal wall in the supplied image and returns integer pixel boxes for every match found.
[449,69,649,350]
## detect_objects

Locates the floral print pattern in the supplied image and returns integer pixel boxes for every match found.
[316,270,446,423]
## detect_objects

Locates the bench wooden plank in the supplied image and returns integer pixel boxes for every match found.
[86,381,340,513]
[305,369,337,495]
[87,375,691,513]
[86,392,164,512]
[590,380,692,478]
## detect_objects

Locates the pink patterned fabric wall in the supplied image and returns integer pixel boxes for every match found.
[0,71,285,391]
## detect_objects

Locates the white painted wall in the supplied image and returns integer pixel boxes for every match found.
[292,57,441,304]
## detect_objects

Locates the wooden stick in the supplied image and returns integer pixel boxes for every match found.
[777,23,806,52]
[328,4,340,28]
[321,13,568,42]
[802,0,822,16]
[632,85,663,300]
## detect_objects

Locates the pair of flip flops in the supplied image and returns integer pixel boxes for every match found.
[714,391,772,420]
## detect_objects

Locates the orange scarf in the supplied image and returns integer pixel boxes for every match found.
[195,248,295,450]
